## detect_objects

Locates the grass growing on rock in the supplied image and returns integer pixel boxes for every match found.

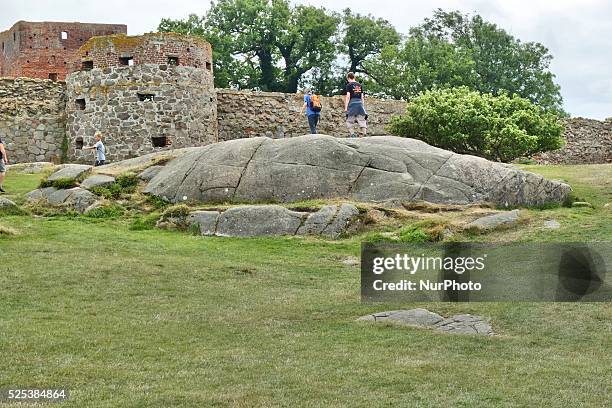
[39,176,79,189]
[0,165,610,407]
[90,173,140,199]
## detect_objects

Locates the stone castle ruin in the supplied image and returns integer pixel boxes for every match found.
[0,20,610,165]
[66,33,217,161]
[0,21,127,80]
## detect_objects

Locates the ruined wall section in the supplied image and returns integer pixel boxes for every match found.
[73,33,212,72]
[216,89,407,140]
[534,118,612,164]
[0,77,66,163]
[0,21,126,80]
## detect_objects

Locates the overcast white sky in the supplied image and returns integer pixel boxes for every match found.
[2,0,611,118]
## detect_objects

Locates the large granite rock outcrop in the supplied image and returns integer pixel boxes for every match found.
[144,135,571,206]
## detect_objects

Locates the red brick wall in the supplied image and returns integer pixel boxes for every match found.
[72,33,212,72]
[0,21,126,80]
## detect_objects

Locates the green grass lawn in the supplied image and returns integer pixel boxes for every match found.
[0,165,611,407]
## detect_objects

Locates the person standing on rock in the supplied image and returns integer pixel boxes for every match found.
[344,72,368,138]
[0,136,8,193]
[300,88,322,134]
[83,133,106,166]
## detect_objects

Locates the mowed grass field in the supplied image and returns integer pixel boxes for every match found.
[0,165,611,407]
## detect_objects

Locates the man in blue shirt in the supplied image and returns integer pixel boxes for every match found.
[300,89,321,134]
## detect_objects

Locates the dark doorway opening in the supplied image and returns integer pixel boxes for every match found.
[75,99,86,110]
[48,73,58,81]
[82,60,94,71]
[75,137,84,149]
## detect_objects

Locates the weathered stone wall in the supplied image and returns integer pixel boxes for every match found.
[0,77,66,163]
[66,64,217,162]
[216,89,407,140]
[534,118,612,164]
[0,21,126,80]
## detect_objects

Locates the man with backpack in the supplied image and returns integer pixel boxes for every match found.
[344,72,368,138]
[300,88,322,134]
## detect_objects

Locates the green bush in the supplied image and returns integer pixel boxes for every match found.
[160,204,191,220]
[388,87,564,162]
[115,173,139,190]
[145,194,170,209]
[129,212,161,231]
[90,173,140,199]
[39,177,78,189]
[90,184,124,200]
[0,205,29,217]
[84,205,125,219]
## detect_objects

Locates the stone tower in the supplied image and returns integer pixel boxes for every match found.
[65,32,217,162]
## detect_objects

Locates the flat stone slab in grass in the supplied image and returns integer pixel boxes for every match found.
[358,308,494,336]
[25,186,98,213]
[80,174,116,190]
[144,135,571,207]
[187,204,361,238]
[47,164,92,181]
[467,209,520,230]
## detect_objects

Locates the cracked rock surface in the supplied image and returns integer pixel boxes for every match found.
[358,308,494,336]
[144,135,571,206]
[187,204,360,238]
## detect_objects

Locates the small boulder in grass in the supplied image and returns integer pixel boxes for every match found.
[0,197,18,208]
[466,209,520,231]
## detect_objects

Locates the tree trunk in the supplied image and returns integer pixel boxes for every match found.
[257,49,276,92]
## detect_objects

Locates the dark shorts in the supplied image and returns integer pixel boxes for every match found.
[94,160,106,167]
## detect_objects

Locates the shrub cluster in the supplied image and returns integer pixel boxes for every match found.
[388,87,564,162]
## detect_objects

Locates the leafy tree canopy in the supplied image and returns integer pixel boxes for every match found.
[366,9,565,114]
[159,6,565,115]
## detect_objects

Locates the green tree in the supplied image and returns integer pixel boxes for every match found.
[340,9,401,75]
[366,9,565,114]
[364,33,475,99]
[158,13,251,89]
[388,87,564,162]
[159,0,338,93]
[275,5,339,92]
[415,9,564,114]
